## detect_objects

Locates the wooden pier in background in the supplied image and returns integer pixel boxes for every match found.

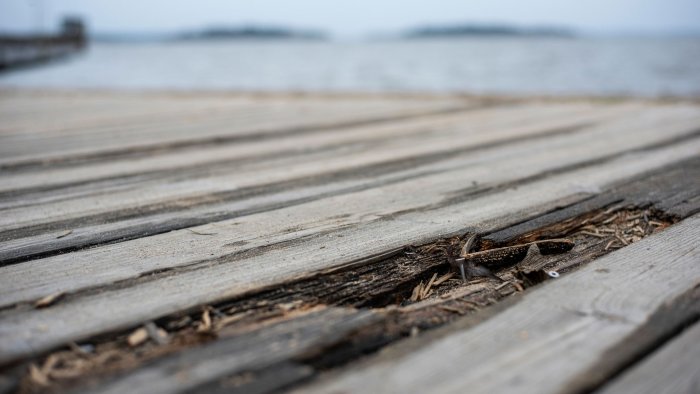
[0,90,698,393]
[0,19,86,72]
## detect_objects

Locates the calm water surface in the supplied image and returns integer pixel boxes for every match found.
[1,37,699,97]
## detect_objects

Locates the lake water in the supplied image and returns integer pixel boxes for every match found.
[1,37,699,97]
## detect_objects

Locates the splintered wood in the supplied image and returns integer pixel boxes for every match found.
[577,208,670,251]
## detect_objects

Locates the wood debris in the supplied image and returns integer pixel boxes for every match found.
[29,363,50,386]
[578,207,672,252]
[579,230,605,238]
[145,322,169,345]
[433,272,454,286]
[410,281,425,302]
[28,354,60,386]
[35,292,65,308]
[196,308,213,332]
[438,305,465,315]
[127,327,149,347]
[410,273,441,302]
[215,312,248,330]
[56,230,73,239]
[187,229,217,236]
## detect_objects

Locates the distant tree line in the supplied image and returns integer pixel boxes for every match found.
[404,24,575,38]
[177,26,327,41]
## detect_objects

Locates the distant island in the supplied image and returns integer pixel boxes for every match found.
[92,26,327,43]
[92,23,573,43]
[404,24,575,38]
[176,26,327,41]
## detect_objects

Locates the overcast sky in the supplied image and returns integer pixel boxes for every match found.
[1,0,699,37]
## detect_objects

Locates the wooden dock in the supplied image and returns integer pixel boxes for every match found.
[0,90,699,393]
[0,19,86,72]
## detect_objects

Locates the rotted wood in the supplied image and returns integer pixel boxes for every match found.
[295,215,700,394]
[81,307,379,394]
[1,137,699,369]
[5,160,696,394]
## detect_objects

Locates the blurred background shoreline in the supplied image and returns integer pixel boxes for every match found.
[1,36,699,98]
[1,0,699,98]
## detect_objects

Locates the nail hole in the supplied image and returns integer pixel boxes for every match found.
[547,271,560,278]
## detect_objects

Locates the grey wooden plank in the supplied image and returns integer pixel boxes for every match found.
[2,120,699,306]
[0,104,640,262]
[82,307,380,394]
[0,102,609,195]
[0,103,692,235]
[0,91,461,134]
[0,138,697,365]
[597,323,700,394]
[0,103,610,230]
[0,102,605,198]
[0,92,452,134]
[294,215,700,394]
[0,96,468,168]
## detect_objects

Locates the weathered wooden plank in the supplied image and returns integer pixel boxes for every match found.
[0,102,610,195]
[597,322,700,394]
[0,105,649,262]
[0,103,692,235]
[0,95,468,168]
[0,92,453,135]
[294,215,700,394]
[0,92,460,135]
[80,307,379,394]
[2,118,699,305]
[0,138,697,365]
[0,92,248,129]
[0,102,608,201]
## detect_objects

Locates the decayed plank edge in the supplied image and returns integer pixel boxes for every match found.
[595,322,700,394]
[77,307,379,394]
[294,215,700,394]
[2,128,699,307]
[0,139,698,366]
